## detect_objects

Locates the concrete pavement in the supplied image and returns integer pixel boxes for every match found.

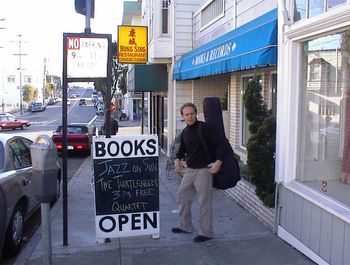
[16,124,314,265]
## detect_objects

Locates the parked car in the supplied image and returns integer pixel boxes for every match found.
[31,102,46,112]
[47,98,56,105]
[79,98,86,106]
[0,114,31,131]
[51,125,91,155]
[0,135,61,257]
[96,105,104,116]
[91,94,98,103]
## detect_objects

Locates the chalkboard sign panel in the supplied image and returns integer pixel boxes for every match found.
[94,156,159,215]
[93,135,159,239]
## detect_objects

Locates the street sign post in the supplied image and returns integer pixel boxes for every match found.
[62,32,112,246]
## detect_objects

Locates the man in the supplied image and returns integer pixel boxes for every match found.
[173,102,225,242]
[103,114,119,135]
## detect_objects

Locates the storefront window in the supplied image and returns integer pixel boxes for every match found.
[241,77,252,148]
[294,0,346,21]
[298,30,350,206]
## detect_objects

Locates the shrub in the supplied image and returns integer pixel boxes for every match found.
[244,75,276,208]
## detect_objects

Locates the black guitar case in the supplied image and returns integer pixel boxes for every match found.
[202,97,241,189]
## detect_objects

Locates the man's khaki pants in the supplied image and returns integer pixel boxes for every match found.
[177,167,213,238]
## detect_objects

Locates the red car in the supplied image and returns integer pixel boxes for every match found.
[52,125,91,154]
[0,114,31,131]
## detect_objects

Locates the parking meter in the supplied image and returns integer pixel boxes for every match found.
[30,135,59,203]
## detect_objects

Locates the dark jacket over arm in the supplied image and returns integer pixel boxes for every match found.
[176,121,225,169]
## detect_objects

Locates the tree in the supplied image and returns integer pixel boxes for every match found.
[244,74,276,207]
[44,83,55,98]
[94,42,128,104]
[22,84,38,103]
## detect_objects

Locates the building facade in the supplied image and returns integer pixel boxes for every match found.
[276,0,350,264]
[172,0,277,163]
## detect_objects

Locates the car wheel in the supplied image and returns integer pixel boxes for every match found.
[21,124,27,130]
[4,204,24,257]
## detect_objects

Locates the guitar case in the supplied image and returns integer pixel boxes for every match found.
[203,97,241,189]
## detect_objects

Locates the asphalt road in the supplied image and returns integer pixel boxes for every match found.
[1,86,98,264]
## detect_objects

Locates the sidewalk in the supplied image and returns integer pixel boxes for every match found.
[19,126,314,265]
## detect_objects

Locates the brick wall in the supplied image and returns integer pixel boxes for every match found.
[192,74,230,114]
[223,179,275,230]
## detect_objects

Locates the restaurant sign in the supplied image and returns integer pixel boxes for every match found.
[118,26,148,64]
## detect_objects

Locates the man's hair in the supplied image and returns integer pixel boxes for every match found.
[180,102,197,115]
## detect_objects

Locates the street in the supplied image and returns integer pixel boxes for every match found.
[1,87,97,265]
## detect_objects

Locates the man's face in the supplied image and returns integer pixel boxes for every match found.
[182,106,197,126]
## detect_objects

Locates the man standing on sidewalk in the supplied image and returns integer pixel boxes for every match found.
[173,102,225,242]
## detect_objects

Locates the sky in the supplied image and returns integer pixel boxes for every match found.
[0,0,126,77]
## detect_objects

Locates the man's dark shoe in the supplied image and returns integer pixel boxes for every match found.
[193,235,211,242]
[172,227,190,233]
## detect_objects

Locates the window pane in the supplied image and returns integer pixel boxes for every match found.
[309,0,324,18]
[162,9,168,34]
[299,31,350,206]
[328,0,345,9]
[294,0,306,21]
[241,77,252,147]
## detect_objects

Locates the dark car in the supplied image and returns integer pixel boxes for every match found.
[0,114,31,131]
[0,135,61,258]
[79,98,86,106]
[31,102,46,112]
[51,125,91,155]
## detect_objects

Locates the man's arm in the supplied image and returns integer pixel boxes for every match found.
[174,133,186,172]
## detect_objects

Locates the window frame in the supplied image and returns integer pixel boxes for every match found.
[161,0,169,35]
[196,0,225,32]
[239,75,253,149]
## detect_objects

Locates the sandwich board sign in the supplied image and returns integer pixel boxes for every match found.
[92,134,159,239]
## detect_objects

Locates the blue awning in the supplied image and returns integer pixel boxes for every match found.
[173,9,277,80]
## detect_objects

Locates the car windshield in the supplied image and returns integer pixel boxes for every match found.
[55,126,88,134]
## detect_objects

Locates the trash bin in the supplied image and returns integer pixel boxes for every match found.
[30,135,59,203]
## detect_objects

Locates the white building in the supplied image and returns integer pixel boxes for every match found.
[276,0,350,264]
[136,0,277,160]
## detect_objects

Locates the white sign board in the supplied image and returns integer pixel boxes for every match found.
[66,37,108,78]
[93,135,160,239]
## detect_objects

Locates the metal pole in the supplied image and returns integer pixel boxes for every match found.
[141,92,144,134]
[43,58,47,104]
[62,34,68,246]
[85,0,91,33]
[105,36,112,138]
[41,203,52,265]
[18,35,23,115]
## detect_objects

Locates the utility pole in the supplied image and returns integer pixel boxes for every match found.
[12,34,27,115]
[0,19,6,113]
[43,58,47,104]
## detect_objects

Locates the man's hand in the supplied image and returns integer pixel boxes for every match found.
[207,160,223,174]
[174,159,184,173]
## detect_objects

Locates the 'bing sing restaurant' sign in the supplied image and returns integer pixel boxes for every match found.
[118,26,148,64]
